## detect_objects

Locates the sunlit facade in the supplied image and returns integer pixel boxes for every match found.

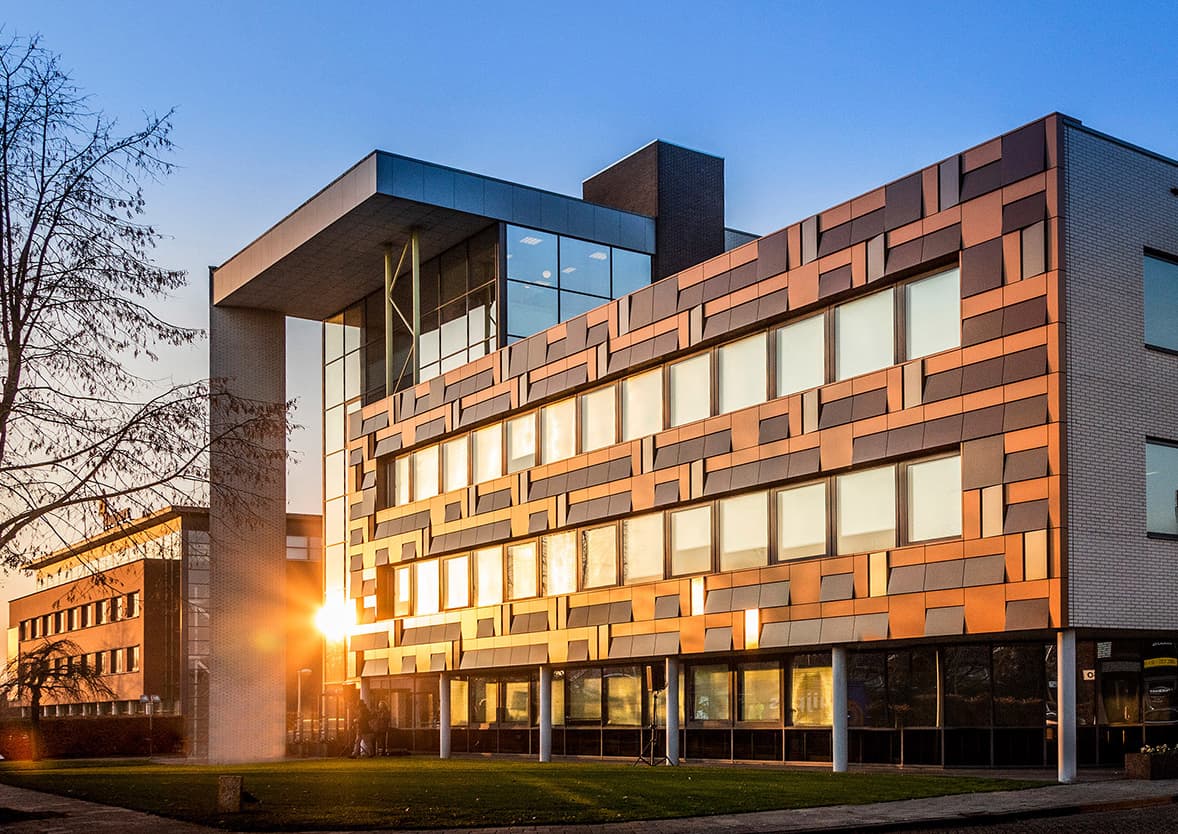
[211,116,1178,776]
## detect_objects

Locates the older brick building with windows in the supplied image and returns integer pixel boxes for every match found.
[210,114,1178,776]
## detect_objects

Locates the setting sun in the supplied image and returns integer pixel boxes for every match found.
[314,598,354,641]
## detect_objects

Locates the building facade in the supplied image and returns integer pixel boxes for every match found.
[210,114,1178,776]
[6,507,321,758]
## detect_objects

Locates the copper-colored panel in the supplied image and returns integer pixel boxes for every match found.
[960,191,1003,247]
[965,586,1007,634]
[887,594,927,639]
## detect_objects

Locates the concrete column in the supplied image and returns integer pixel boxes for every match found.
[1057,629,1077,783]
[208,303,287,763]
[665,657,680,766]
[832,646,848,773]
[538,666,552,763]
[439,673,451,760]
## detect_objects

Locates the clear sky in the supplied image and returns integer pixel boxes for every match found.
[2,1,1177,627]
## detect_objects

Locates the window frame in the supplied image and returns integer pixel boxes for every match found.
[1146,437,1178,539]
[1144,250,1178,356]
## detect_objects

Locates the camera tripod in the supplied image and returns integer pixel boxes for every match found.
[633,687,671,766]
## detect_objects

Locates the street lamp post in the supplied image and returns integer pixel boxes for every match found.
[139,694,161,758]
[297,668,313,754]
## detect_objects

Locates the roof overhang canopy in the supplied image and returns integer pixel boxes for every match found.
[213,152,655,321]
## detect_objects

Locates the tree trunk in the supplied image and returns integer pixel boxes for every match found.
[28,691,41,761]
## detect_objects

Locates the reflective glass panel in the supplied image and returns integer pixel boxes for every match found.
[541,531,577,596]
[413,445,439,501]
[908,455,962,541]
[473,424,503,483]
[325,497,344,545]
[504,681,530,723]
[719,491,769,571]
[777,482,827,560]
[691,664,729,721]
[415,560,439,615]
[836,465,897,553]
[612,248,652,297]
[559,236,611,296]
[443,436,469,493]
[670,505,712,576]
[324,450,345,500]
[567,668,602,722]
[445,556,470,609]
[324,405,344,454]
[605,667,641,725]
[507,414,536,473]
[580,386,616,452]
[542,398,576,464]
[906,268,960,358]
[739,662,781,722]
[450,678,469,726]
[835,288,894,380]
[718,333,767,413]
[324,315,344,362]
[1145,255,1178,351]
[621,369,663,441]
[507,542,538,599]
[324,359,344,408]
[1147,441,1178,535]
[669,353,711,427]
[581,525,617,588]
[559,290,606,321]
[791,659,833,725]
[776,314,825,396]
[507,226,557,285]
[507,281,558,337]
[474,546,503,606]
[622,512,664,584]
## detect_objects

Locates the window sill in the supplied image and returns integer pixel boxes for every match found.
[1145,343,1178,358]
[1146,531,1178,541]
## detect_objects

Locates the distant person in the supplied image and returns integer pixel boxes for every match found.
[374,701,390,756]
[350,700,373,758]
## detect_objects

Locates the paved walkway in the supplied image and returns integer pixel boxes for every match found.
[0,774,1175,833]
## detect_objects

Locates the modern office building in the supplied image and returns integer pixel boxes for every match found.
[210,113,1178,777]
[6,507,322,758]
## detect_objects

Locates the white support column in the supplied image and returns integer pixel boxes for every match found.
[539,666,552,763]
[1057,629,1077,783]
[439,673,451,760]
[665,657,680,766]
[832,646,848,773]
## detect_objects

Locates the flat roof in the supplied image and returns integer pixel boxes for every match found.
[213,151,656,321]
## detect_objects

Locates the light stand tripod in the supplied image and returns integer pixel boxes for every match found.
[633,686,671,766]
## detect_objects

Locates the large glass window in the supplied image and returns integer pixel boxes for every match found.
[542,398,576,464]
[605,667,642,725]
[443,436,469,493]
[776,314,826,396]
[908,455,962,541]
[777,482,827,560]
[394,456,410,505]
[507,542,538,600]
[507,227,557,286]
[581,525,617,588]
[444,555,470,609]
[670,505,712,576]
[738,662,781,722]
[669,354,711,427]
[1146,254,1178,351]
[837,465,897,553]
[504,680,531,724]
[413,446,439,502]
[791,655,833,725]
[415,561,440,615]
[906,268,960,358]
[622,512,664,584]
[474,546,503,606]
[612,248,652,297]
[691,664,730,721]
[622,369,663,441]
[719,492,769,571]
[541,532,577,596]
[506,414,536,473]
[507,281,558,338]
[473,424,503,483]
[1147,441,1178,535]
[835,288,894,380]
[567,668,602,722]
[559,236,611,297]
[580,386,616,452]
[718,333,767,413]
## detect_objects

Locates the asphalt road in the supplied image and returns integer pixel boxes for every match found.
[920,802,1178,833]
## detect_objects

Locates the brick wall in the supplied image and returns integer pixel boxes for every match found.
[1063,124,1178,628]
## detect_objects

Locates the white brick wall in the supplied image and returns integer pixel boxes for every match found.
[1064,124,1178,629]
[208,304,288,761]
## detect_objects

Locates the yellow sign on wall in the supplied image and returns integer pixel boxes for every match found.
[791,666,833,726]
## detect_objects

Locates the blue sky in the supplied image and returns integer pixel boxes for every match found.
[1,1,1176,609]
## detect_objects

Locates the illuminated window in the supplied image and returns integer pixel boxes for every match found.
[443,436,469,493]
[413,446,439,501]
[474,546,503,606]
[670,505,712,576]
[777,482,827,560]
[691,664,729,721]
[837,465,897,553]
[394,456,410,505]
[718,333,767,413]
[473,424,503,483]
[908,455,962,541]
[507,414,536,473]
[580,386,616,452]
[542,398,576,463]
[738,662,780,722]
[394,566,412,617]
[415,560,440,615]
[669,354,710,427]
[507,542,538,599]
[541,532,577,596]
[581,525,617,588]
[719,492,769,571]
[622,513,664,584]
[444,555,470,609]
[835,288,894,380]
[776,314,825,396]
[621,369,663,441]
[906,268,960,358]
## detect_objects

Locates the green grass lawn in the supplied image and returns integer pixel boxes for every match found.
[0,757,1044,830]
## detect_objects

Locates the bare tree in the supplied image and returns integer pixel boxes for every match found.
[0,637,114,759]
[0,33,286,571]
